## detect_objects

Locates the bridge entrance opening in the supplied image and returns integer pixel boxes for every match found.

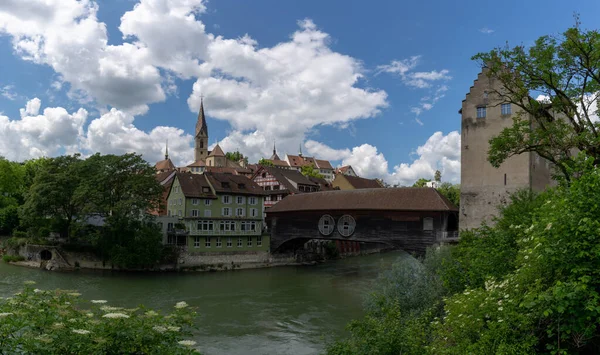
[40,250,52,261]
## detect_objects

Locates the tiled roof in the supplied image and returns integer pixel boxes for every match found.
[315,159,333,170]
[307,176,334,190]
[258,166,317,193]
[267,188,458,213]
[208,144,225,157]
[175,172,216,199]
[205,166,252,175]
[155,158,175,171]
[335,165,351,174]
[271,159,290,167]
[343,175,383,189]
[155,170,175,184]
[205,172,265,196]
[187,159,206,167]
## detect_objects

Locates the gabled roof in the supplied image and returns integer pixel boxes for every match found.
[208,144,225,157]
[307,176,334,190]
[174,172,216,199]
[156,170,176,184]
[205,172,265,195]
[205,166,252,175]
[335,165,354,174]
[315,159,333,170]
[155,158,175,171]
[187,159,206,167]
[342,175,383,189]
[267,188,458,213]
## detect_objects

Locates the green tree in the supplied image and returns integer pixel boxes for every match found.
[434,170,441,182]
[225,151,247,164]
[300,164,324,178]
[436,182,460,208]
[412,178,431,187]
[473,20,600,181]
[20,155,86,240]
[257,158,274,167]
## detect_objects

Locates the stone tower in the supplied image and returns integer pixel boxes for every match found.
[194,98,209,162]
[459,68,554,230]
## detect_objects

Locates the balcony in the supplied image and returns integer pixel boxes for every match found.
[436,231,459,241]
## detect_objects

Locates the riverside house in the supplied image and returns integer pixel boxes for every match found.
[166,171,268,255]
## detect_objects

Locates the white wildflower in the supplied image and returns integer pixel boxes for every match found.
[167,326,181,332]
[68,293,81,297]
[498,300,503,306]
[64,302,71,305]
[53,322,64,328]
[498,307,504,311]
[102,313,130,319]
[153,325,167,333]
[524,255,529,260]
[23,281,36,285]
[33,289,42,293]
[0,312,14,317]
[178,340,197,347]
[100,306,123,312]
[86,313,94,318]
[68,318,77,323]
[498,319,504,323]
[72,329,90,335]
[545,223,552,230]
[91,300,107,304]
[175,301,188,309]
[145,310,159,317]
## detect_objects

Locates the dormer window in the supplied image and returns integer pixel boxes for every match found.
[222,182,230,188]
[238,183,246,189]
[202,186,210,193]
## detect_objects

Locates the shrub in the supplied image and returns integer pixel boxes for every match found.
[0,282,201,354]
[12,230,28,239]
[3,237,27,249]
[2,255,24,263]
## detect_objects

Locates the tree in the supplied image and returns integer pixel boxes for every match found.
[434,170,441,182]
[225,151,247,164]
[436,182,460,208]
[21,155,86,239]
[300,164,324,178]
[412,178,431,187]
[473,20,600,181]
[257,158,274,167]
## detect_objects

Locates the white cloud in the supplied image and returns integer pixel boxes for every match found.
[479,27,494,34]
[306,131,461,186]
[20,97,41,117]
[378,56,451,89]
[0,85,17,100]
[376,56,420,76]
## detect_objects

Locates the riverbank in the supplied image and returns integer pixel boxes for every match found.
[0,250,410,355]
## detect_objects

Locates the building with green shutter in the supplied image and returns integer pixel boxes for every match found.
[165,171,269,266]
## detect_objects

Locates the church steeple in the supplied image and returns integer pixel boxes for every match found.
[298,143,303,157]
[194,96,209,162]
[270,140,280,161]
[165,139,169,160]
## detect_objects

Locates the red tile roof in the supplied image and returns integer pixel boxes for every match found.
[208,144,225,157]
[155,158,175,171]
[205,172,266,196]
[174,172,216,199]
[187,159,206,167]
[315,159,333,170]
[267,188,458,213]
[342,175,383,189]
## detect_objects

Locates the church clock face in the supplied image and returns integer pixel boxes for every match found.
[318,215,335,236]
[337,215,356,237]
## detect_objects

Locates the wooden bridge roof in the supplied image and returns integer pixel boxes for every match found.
[267,188,458,213]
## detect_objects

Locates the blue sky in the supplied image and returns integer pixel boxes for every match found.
[0,0,598,185]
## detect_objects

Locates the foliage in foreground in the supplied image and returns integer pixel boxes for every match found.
[0,282,200,354]
[328,158,600,354]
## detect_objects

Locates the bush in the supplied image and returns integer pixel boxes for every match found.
[2,255,25,263]
[12,230,28,239]
[0,205,19,235]
[0,282,201,354]
[3,237,27,249]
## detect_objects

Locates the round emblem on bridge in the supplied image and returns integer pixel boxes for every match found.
[318,214,335,236]
[337,215,356,237]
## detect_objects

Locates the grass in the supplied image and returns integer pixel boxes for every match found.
[3,255,25,263]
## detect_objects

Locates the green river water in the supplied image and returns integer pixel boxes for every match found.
[0,251,410,355]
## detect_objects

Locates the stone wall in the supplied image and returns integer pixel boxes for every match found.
[177,250,271,271]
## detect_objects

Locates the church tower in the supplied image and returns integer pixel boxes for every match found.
[194,98,209,161]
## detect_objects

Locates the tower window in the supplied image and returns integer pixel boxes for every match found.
[501,103,511,115]
[200,140,204,148]
[504,173,507,186]
[477,107,486,119]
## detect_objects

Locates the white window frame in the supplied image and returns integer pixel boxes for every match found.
[423,217,434,231]
[192,198,199,205]
[216,237,222,248]
[191,209,199,217]
[236,208,245,217]
[247,236,252,247]
[337,215,356,237]
[237,196,245,204]
[222,195,231,204]
[205,237,211,248]
[249,197,257,205]
[227,237,232,247]
[193,236,201,248]
[204,199,211,206]
[237,237,243,247]
[257,236,262,247]
[222,207,231,217]
[318,214,335,236]
[477,106,486,119]
[501,103,511,115]
[177,210,182,217]
[250,208,257,217]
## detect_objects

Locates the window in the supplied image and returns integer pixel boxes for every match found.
[319,215,335,236]
[178,198,183,206]
[227,237,232,247]
[177,210,182,217]
[222,207,231,216]
[266,196,271,201]
[477,107,486,118]
[337,215,356,237]
[220,221,236,231]
[204,210,212,217]
[257,236,262,247]
[191,209,199,217]
[501,103,511,115]
[204,199,211,206]
[236,208,244,217]
[205,237,211,248]
[222,195,231,204]
[221,182,230,188]
[237,237,243,247]
[202,187,210,193]
[174,186,179,193]
[168,210,171,216]
[261,173,266,178]
[247,236,252,247]
[264,186,271,191]
[423,217,434,231]
[200,140,204,148]
[216,237,222,248]
[238,183,245,189]
[167,235,176,245]
[250,208,258,217]
[167,223,174,231]
[273,185,280,190]
[192,198,199,205]
[249,197,257,205]
[197,220,213,231]
[504,173,507,186]
[193,236,201,248]
[237,196,245,204]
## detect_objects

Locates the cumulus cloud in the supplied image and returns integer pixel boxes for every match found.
[479,27,494,34]
[0,98,194,166]
[0,85,17,100]
[306,131,461,186]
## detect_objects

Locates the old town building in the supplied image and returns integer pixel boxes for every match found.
[332,174,383,190]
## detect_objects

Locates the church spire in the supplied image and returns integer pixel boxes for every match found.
[273,141,276,156]
[195,96,208,138]
[165,139,169,160]
[298,143,303,157]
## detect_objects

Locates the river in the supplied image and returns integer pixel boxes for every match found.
[0,251,410,355]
